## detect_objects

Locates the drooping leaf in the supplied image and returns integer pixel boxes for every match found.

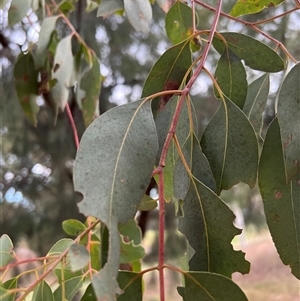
[76,54,101,127]
[213,32,285,72]
[97,0,123,17]
[258,118,300,279]
[74,100,158,300]
[243,73,270,135]
[62,219,87,237]
[177,137,249,276]
[35,16,60,69]
[117,271,143,301]
[118,219,143,245]
[32,280,54,301]
[142,40,192,117]
[277,63,300,181]
[165,1,196,45]
[124,0,152,33]
[14,52,39,126]
[201,97,258,194]
[0,235,14,267]
[68,244,90,271]
[214,47,247,109]
[178,272,248,300]
[53,276,83,301]
[51,35,75,111]
[138,194,158,211]
[155,97,197,200]
[230,0,285,17]
[8,0,31,25]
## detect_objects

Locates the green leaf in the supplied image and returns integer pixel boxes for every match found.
[74,100,158,300]
[97,0,123,17]
[230,0,285,17]
[214,48,247,109]
[57,0,75,14]
[138,194,158,211]
[86,0,99,12]
[53,276,83,301]
[76,55,101,127]
[90,241,101,271]
[277,63,300,181]
[0,235,14,267]
[32,280,54,301]
[35,16,60,69]
[213,32,285,72]
[201,97,258,194]
[1,278,18,301]
[8,0,31,25]
[177,139,249,276]
[68,244,90,271]
[117,271,143,301]
[142,40,192,117]
[55,268,83,284]
[243,73,270,135]
[124,0,152,33]
[51,35,75,111]
[0,0,10,9]
[118,219,142,245]
[47,238,73,256]
[178,272,248,300]
[62,219,87,236]
[14,52,39,126]
[258,118,300,279]
[81,283,96,301]
[120,241,145,263]
[165,1,196,45]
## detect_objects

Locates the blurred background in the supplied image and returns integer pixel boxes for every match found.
[1,0,299,300]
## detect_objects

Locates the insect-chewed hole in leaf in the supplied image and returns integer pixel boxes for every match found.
[159,80,180,111]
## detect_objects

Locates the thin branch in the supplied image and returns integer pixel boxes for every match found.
[65,102,80,149]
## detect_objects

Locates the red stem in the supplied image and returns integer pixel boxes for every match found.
[65,102,80,149]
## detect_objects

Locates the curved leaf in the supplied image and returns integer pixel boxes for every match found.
[14,52,39,126]
[32,280,54,301]
[214,47,247,109]
[258,118,300,279]
[97,0,123,17]
[62,219,86,236]
[0,235,14,267]
[35,16,59,69]
[53,276,83,301]
[68,244,90,271]
[243,73,270,135]
[117,271,143,301]
[165,1,195,45]
[51,35,75,111]
[8,0,31,25]
[201,97,258,194]
[178,272,248,300]
[124,0,152,33]
[142,40,192,117]
[277,63,300,181]
[176,136,249,276]
[230,0,285,17]
[74,100,158,300]
[213,32,284,72]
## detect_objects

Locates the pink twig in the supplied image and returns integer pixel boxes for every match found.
[65,103,80,149]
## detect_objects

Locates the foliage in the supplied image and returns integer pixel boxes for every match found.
[1,0,300,300]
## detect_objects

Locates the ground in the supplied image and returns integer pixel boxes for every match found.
[143,231,300,301]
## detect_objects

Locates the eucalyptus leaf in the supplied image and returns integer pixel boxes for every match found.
[213,32,284,72]
[201,97,258,194]
[32,280,54,301]
[14,52,39,126]
[258,118,300,279]
[53,276,83,301]
[97,0,123,17]
[124,0,152,33]
[214,47,247,109]
[178,272,248,300]
[62,219,86,237]
[119,219,143,245]
[8,0,31,25]
[142,40,192,117]
[68,244,90,271]
[35,16,60,69]
[74,100,158,300]
[138,194,158,211]
[120,240,145,263]
[0,234,14,267]
[243,73,270,135]
[51,35,75,111]
[117,271,143,301]
[230,0,285,17]
[277,63,300,181]
[165,1,196,45]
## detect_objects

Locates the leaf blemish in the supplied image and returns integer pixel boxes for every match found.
[274,191,282,199]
